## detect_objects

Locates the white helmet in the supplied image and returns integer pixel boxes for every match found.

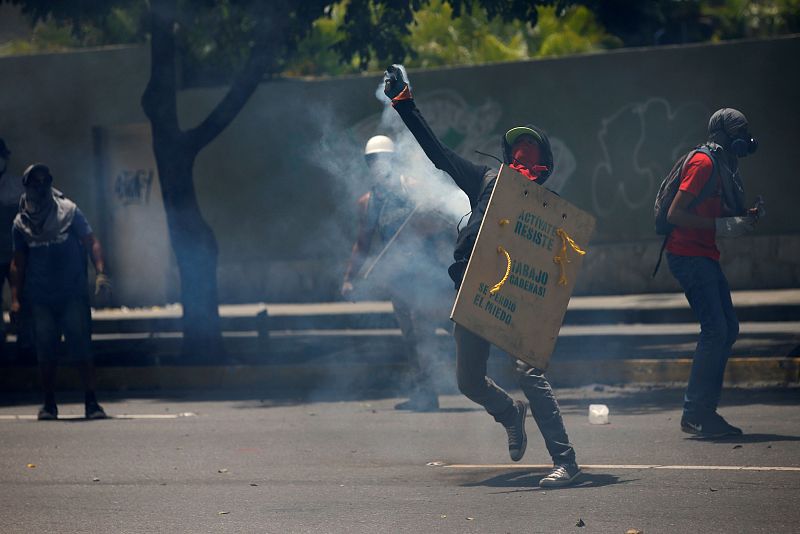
[364,135,394,156]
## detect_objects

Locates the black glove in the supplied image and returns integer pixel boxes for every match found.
[383,64,413,102]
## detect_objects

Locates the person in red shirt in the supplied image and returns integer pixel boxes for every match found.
[666,108,762,438]
[666,151,723,261]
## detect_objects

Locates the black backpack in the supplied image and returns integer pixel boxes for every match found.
[652,145,719,276]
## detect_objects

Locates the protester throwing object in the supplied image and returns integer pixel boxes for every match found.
[384,64,584,487]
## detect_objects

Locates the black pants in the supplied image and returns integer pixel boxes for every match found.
[392,297,444,396]
[454,323,576,464]
[0,262,34,360]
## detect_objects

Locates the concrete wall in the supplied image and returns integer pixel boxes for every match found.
[0,37,798,304]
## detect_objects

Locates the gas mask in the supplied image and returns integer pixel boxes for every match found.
[730,133,758,158]
[708,108,758,158]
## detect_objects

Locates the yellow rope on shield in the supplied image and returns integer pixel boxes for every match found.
[553,228,586,286]
[490,246,512,295]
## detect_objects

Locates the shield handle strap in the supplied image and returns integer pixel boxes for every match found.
[490,246,512,295]
[554,228,586,286]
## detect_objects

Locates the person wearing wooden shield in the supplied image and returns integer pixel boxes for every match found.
[342,135,441,412]
[383,64,581,487]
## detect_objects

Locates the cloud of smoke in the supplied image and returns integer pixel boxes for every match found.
[371,83,471,222]
[297,81,489,403]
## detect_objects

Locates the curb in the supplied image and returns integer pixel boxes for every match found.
[1,358,798,393]
[548,357,800,387]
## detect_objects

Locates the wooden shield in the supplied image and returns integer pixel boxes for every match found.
[451,165,596,369]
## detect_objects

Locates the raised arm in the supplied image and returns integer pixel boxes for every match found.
[384,65,491,206]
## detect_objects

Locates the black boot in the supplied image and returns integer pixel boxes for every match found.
[84,391,108,420]
[497,400,527,462]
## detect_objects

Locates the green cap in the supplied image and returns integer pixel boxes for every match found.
[505,126,543,146]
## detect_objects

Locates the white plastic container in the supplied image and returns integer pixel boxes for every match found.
[588,404,610,425]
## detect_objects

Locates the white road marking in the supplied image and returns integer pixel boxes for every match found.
[0,412,197,420]
[436,463,800,472]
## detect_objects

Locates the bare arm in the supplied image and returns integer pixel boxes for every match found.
[343,194,375,285]
[666,190,715,230]
[9,250,26,312]
[81,233,106,275]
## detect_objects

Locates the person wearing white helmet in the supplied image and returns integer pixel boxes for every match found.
[342,135,441,412]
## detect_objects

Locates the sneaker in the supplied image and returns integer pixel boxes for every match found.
[394,392,439,412]
[85,402,108,420]
[681,412,742,438]
[539,463,582,488]
[502,400,528,462]
[37,404,58,421]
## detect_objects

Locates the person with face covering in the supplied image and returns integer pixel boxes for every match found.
[665,108,762,437]
[10,164,112,420]
[0,139,25,353]
[342,135,443,412]
[383,64,580,487]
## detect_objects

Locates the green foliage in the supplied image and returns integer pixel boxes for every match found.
[335,0,422,70]
[2,0,799,75]
[283,3,362,77]
[408,0,528,67]
[288,0,619,73]
[530,5,622,57]
[0,19,77,55]
[701,0,800,40]
[0,3,145,55]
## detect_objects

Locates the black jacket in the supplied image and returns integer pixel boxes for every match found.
[394,100,554,288]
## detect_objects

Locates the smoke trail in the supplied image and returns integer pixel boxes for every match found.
[372,83,471,222]
[297,83,473,404]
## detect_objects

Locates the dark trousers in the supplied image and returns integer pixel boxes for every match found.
[667,253,739,416]
[0,262,34,360]
[392,297,443,396]
[0,262,8,344]
[31,298,92,364]
[454,323,576,464]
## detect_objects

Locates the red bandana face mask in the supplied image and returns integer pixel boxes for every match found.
[509,138,546,181]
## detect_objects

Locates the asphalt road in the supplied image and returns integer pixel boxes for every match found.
[2,386,799,533]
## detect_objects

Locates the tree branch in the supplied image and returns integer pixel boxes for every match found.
[141,0,180,136]
[186,12,283,153]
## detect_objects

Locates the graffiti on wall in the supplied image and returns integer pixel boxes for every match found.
[591,98,709,217]
[115,169,155,206]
